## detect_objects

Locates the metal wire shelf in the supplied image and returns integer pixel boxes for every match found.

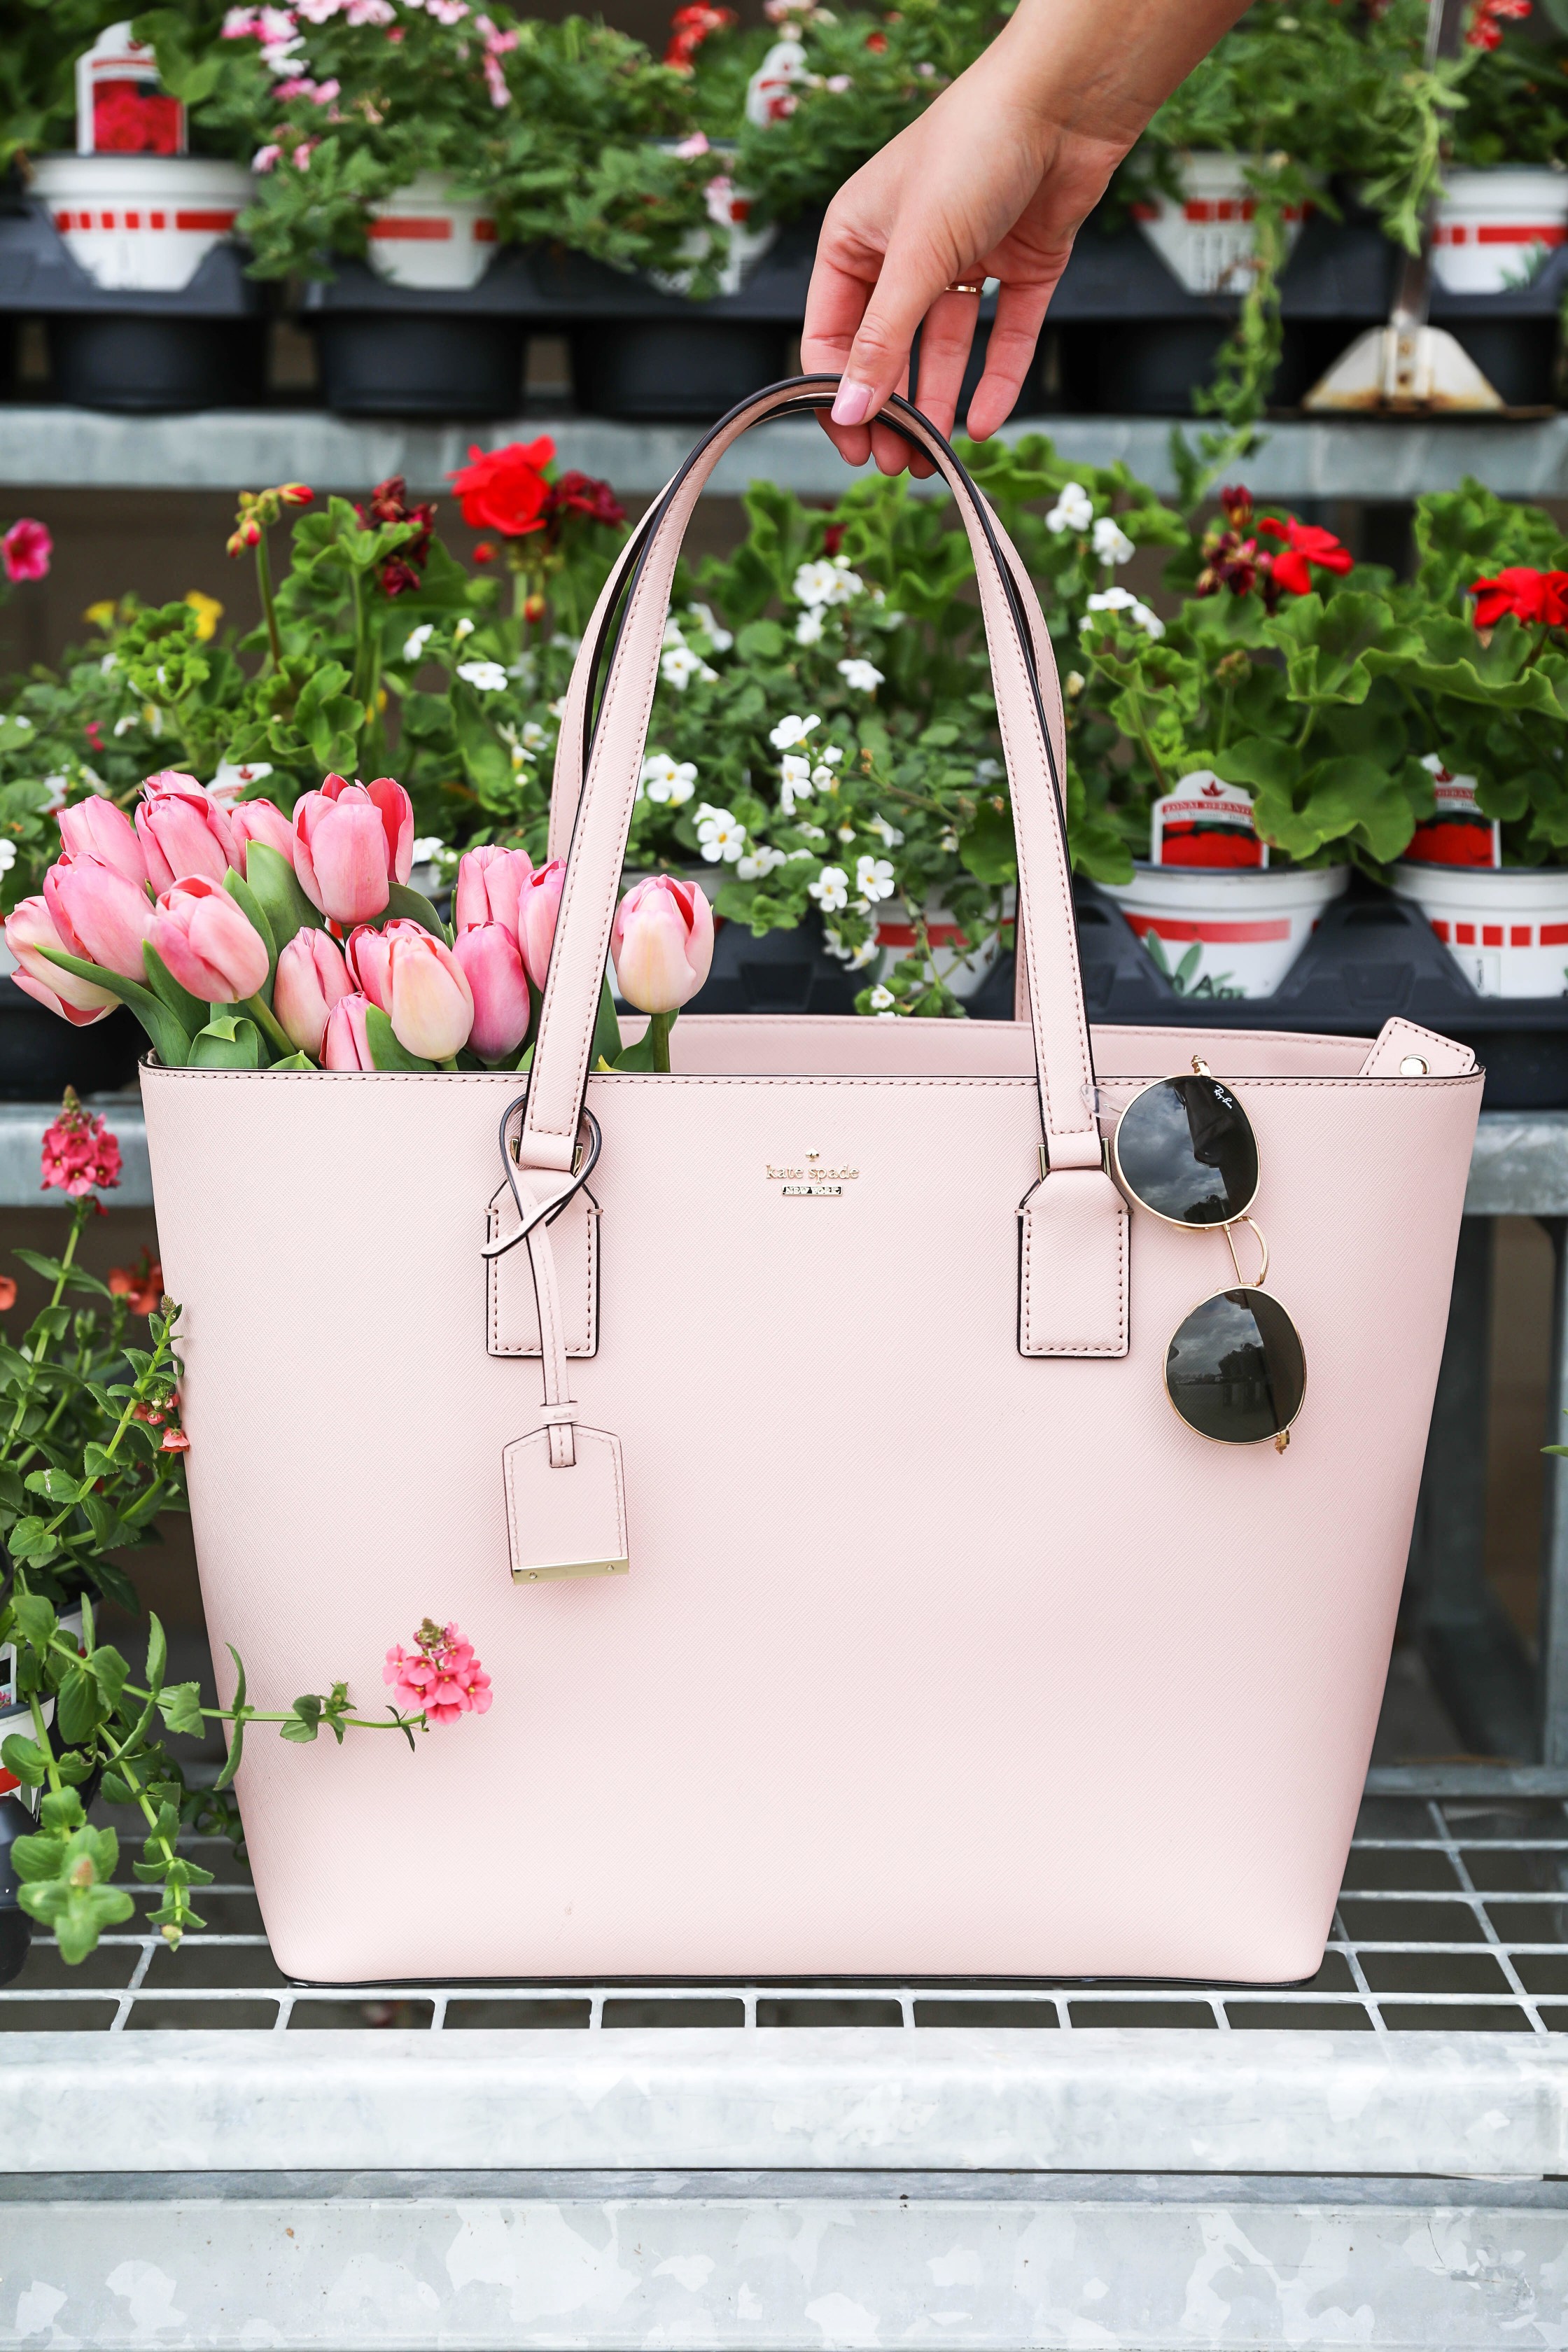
[8,1791,1568,2039]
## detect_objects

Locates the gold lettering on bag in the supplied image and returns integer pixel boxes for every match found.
[767,1148,858,1197]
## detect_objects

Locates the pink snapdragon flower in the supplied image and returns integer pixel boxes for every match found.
[384,1618,492,1726]
[41,1089,122,1198]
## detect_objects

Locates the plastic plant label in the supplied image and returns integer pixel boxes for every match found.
[1152,772,1268,869]
[1408,755,1501,869]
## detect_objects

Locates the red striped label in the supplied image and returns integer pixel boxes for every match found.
[877,917,1015,948]
[1126,912,1291,945]
[174,209,237,231]
[1432,918,1568,948]
[1434,223,1567,246]
[55,206,230,232]
[1182,199,1306,223]
[370,216,452,241]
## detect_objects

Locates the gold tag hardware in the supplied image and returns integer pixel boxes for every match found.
[513,1558,629,1583]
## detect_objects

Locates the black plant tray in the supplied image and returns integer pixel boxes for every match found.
[0,193,265,318]
[971,882,1568,1108]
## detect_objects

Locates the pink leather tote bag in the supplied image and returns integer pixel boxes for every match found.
[143,380,1482,1986]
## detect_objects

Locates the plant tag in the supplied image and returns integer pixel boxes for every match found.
[503,1424,629,1585]
[1152,772,1266,869]
[1408,757,1500,869]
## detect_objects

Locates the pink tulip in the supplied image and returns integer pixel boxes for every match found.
[44,853,157,981]
[519,858,565,991]
[274,929,352,1056]
[322,991,375,1071]
[292,773,412,925]
[452,923,529,1063]
[386,930,473,1061]
[229,797,297,873]
[4,897,118,1025]
[135,773,239,894]
[611,876,714,1014]
[344,917,428,1013]
[57,796,147,889]
[150,876,270,1003]
[455,844,532,940]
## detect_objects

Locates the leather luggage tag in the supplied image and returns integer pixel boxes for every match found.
[503,1424,629,1583]
[1016,1166,1129,1358]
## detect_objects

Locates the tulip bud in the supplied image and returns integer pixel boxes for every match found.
[292,773,413,925]
[344,917,428,1012]
[150,876,270,1004]
[274,929,353,1057]
[451,924,529,1063]
[455,843,532,941]
[4,897,119,1025]
[135,773,239,895]
[228,797,297,874]
[44,852,157,981]
[386,930,473,1062]
[519,858,566,991]
[57,795,148,890]
[611,876,714,1015]
[322,991,374,1071]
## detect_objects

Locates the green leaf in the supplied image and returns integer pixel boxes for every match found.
[960,799,1018,886]
[55,1662,105,1744]
[8,1516,59,1565]
[267,1051,317,1070]
[590,973,624,1073]
[1264,591,1415,708]
[158,1680,206,1738]
[11,1250,112,1297]
[0,1733,47,1786]
[244,842,325,948]
[279,1693,323,1743]
[24,1466,83,1506]
[36,948,191,1069]
[141,942,209,1040]
[189,1014,265,1069]
[223,869,279,980]
[384,881,448,939]
[10,1594,57,1649]
[365,1005,435,1074]
[214,1642,247,1794]
[610,1026,659,1071]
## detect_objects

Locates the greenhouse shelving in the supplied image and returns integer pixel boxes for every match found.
[1,407,1567,500]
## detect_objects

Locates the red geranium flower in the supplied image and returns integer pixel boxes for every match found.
[92,82,183,155]
[664,4,735,69]
[449,438,556,536]
[549,471,626,531]
[1470,566,1568,629]
[865,27,889,48]
[1257,514,1354,598]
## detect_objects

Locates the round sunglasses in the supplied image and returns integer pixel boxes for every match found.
[1110,1059,1306,1453]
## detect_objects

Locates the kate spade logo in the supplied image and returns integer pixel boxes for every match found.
[767,1149,859,1197]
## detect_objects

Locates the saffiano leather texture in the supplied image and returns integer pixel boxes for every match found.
[142,380,1483,1984]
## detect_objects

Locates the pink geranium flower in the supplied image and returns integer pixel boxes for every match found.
[384,1618,492,1727]
[3,519,51,583]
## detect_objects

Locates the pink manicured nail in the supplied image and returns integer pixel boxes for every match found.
[830,380,873,426]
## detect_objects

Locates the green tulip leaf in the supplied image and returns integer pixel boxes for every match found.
[141,942,209,1037]
[189,1014,265,1069]
[35,948,192,1069]
[222,870,278,981]
[590,973,624,1072]
[243,843,325,948]
[365,1004,435,1073]
[384,881,449,940]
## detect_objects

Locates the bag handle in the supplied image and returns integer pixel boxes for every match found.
[519,376,1100,1177]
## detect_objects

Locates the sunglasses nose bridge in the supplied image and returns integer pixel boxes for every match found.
[1221,1214,1269,1289]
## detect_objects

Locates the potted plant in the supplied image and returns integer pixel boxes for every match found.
[1382,479,1568,995]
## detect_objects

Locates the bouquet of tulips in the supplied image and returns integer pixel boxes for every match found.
[3,766,716,1075]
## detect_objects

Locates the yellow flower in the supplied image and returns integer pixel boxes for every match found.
[83,601,118,632]
[184,592,224,643]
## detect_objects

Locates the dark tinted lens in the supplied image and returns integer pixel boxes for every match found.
[1166,1287,1306,1446]
[1115,1076,1259,1227]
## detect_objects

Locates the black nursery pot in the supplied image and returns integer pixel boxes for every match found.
[1055,319,1331,416]
[682,909,863,1016]
[313,314,526,417]
[1447,318,1560,409]
[0,992,141,1102]
[570,320,792,421]
[45,316,267,411]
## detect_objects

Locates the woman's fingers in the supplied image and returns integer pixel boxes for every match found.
[966,278,1057,439]
[906,286,986,444]
[800,241,881,466]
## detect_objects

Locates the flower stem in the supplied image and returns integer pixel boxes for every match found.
[649,1011,673,1073]
[245,994,300,1062]
[255,528,283,671]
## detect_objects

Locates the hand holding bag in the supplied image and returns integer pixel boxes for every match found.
[144,381,1483,1985]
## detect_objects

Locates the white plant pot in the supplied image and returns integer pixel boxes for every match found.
[1390,862,1568,998]
[1102,863,1348,1000]
[876,893,1015,1002]
[648,148,776,302]
[33,153,252,293]
[1132,152,1312,297]
[1431,167,1568,296]
[365,173,498,293]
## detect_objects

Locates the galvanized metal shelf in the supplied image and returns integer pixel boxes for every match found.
[1,406,1567,500]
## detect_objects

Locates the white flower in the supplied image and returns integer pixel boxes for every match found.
[836,657,884,694]
[846,934,879,969]
[1134,603,1167,639]
[868,811,904,848]
[798,823,827,842]
[0,840,16,878]
[640,752,698,806]
[769,712,821,750]
[456,660,509,693]
[112,715,138,738]
[939,828,959,853]
[686,601,734,652]
[1082,589,1164,640]
[662,616,687,647]
[453,616,475,641]
[836,824,855,841]
[9,715,31,729]
[974,757,1002,782]
[778,753,814,816]
[1065,671,1086,698]
[41,774,69,811]
[520,720,550,751]
[661,644,716,690]
[695,804,747,862]
[792,557,863,609]
[736,846,788,881]
[402,623,435,662]
[808,865,850,913]
[794,608,826,647]
[1046,481,1095,535]
[810,763,839,791]
[855,854,896,902]
[820,744,843,766]
[869,983,897,1016]
[207,760,273,800]
[99,654,118,676]
[410,835,447,866]
[548,698,566,720]
[1092,517,1135,567]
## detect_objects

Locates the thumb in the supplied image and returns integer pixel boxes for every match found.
[830,234,967,426]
